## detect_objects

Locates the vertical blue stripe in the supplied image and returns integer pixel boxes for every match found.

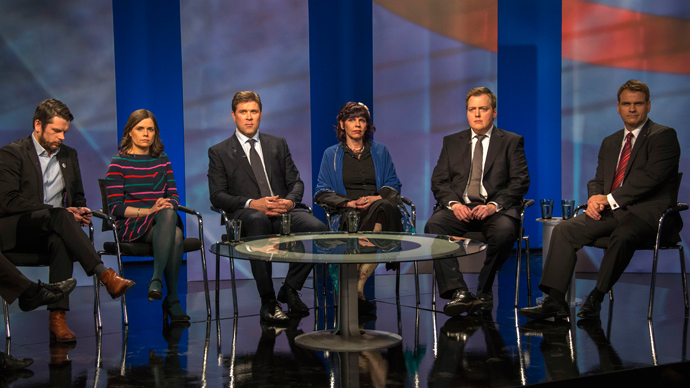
[308,0,373,222]
[498,0,562,247]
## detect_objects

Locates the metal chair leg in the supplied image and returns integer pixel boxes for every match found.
[215,249,221,320]
[395,266,401,304]
[414,261,420,306]
[93,275,102,330]
[648,244,660,319]
[525,237,531,297]
[230,255,238,317]
[3,299,10,339]
[514,235,522,308]
[679,246,689,312]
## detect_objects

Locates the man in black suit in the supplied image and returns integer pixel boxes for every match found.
[519,80,681,320]
[425,87,530,316]
[208,91,327,322]
[0,99,135,342]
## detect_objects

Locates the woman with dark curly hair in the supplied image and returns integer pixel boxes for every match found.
[314,102,404,313]
[105,109,189,324]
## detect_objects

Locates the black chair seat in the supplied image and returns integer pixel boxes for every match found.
[103,238,202,256]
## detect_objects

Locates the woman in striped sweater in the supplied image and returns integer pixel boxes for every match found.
[105,109,189,323]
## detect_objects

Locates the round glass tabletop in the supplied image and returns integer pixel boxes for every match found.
[210,231,486,264]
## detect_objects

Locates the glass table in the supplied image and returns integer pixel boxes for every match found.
[211,231,485,352]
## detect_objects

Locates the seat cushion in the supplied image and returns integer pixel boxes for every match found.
[103,238,201,256]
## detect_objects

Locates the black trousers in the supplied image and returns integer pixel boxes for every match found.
[229,208,328,299]
[0,253,33,304]
[5,208,102,310]
[424,208,518,298]
[539,208,655,295]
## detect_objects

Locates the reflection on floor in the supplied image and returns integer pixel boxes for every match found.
[2,258,690,387]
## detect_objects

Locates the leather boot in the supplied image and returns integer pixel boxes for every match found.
[49,311,76,343]
[99,268,135,299]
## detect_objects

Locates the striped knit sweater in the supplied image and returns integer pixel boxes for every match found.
[105,153,179,242]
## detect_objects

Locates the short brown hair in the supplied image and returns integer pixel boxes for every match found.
[33,99,74,130]
[118,109,165,158]
[465,87,497,110]
[617,79,650,102]
[232,91,262,112]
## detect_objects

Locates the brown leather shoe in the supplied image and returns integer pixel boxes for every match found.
[49,311,76,343]
[99,268,135,299]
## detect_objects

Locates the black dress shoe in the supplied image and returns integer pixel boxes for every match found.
[443,290,478,317]
[518,296,570,320]
[475,291,493,312]
[0,352,33,371]
[277,285,310,316]
[260,300,290,323]
[18,278,77,312]
[576,295,602,319]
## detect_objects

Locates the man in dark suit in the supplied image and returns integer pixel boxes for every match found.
[519,80,681,320]
[208,91,327,322]
[0,99,135,342]
[425,87,530,316]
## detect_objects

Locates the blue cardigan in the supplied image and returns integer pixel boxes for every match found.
[314,141,402,202]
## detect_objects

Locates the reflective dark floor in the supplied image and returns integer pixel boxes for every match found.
[2,256,690,387]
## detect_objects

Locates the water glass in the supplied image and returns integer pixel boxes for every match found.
[230,219,242,242]
[540,199,554,219]
[346,210,360,233]
[280,213,292,235]
[561,199,575,220]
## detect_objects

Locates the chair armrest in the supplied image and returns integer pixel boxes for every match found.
[401,196,416,229]
[210,206,232,237]
[575,203,587,215]
[178,205,200,217]
[91,210,108,220]
[523,199,535,209]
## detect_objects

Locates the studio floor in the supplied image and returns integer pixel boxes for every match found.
[2,254,690,387]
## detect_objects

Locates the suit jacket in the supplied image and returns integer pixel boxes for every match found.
[208,132,304,214]
[430,127,530,220]
[0,136,87,250]
[588,119,681,235]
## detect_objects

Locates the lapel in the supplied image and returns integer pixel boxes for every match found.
[458,130,472,173]
[625,119,652,176]
[259,133,272,182]
[56,149,72,201]
[230,134,258,185]
[484,127,503,176]
[603,129,625,191]
[24,136,45,203]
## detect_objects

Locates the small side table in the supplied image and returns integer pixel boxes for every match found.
[536,217,582,306]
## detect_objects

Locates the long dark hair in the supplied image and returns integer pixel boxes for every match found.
[334,102,376,143]
[118,109,165,158]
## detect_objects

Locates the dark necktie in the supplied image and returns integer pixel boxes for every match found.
[248,139,272,197]
[610,133,633,193]
[467,134,487,203]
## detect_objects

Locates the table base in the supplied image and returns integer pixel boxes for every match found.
[295,329,402,352]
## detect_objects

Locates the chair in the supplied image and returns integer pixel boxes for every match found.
[573,173,687,319]
[93,179,211,325]
[2,223,103,339]
[316,196,417,305]
[210,204,317,318]
[431,199,535,308]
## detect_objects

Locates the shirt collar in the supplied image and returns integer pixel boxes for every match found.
[626,119,647,140]
[235,129,259,145]
[471,125,494,139]
[31,132,59,157]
